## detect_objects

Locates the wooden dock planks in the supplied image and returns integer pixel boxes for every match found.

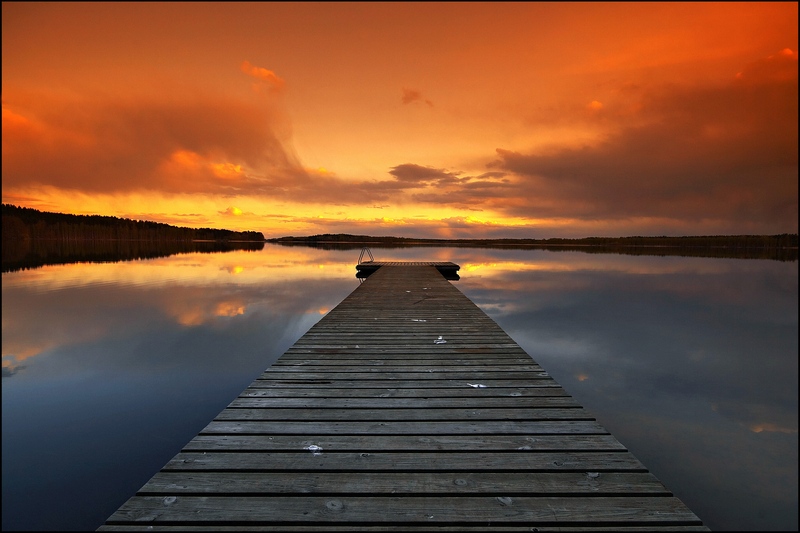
[100,264,708,531]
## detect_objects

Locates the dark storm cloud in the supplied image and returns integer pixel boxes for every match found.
[491,50,798,230]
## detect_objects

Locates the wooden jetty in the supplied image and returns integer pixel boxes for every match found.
[100,263,708,531]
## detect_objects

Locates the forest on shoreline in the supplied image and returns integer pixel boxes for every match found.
[2,204,264,243]
[1,204,265,273]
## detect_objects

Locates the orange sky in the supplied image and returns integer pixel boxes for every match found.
[2,2,797,239]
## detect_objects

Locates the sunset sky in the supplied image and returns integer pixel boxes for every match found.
[2,2,797,239]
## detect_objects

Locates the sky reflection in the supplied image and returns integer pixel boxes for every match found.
[449,251,798,531]
[2,245,797,531]
[2,246,359,530]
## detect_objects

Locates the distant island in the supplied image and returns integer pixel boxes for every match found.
[269,232,797,249]
[269,233,798,261]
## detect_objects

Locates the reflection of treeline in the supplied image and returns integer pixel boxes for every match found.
[2,235,264,272]
[269,233,798,261]
[2,204,265,243]
[547,244,797,261]
[2,238,265,274]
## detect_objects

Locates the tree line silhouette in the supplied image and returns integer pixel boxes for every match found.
[269,233,798,261]
[269,232,798,248]
[2,204,265,273]
[2,204,264,243]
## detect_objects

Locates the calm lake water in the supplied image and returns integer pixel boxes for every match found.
[2,244,797,531]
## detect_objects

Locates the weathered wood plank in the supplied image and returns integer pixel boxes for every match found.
[182,434,627,452]
[267,364,544,372]
[162,451,647,471]
[104,496,701,525]
[283,344,531,352]
[100,526,712,532]
[256,371,555,380]
[299,323,516,329]
[287,327,514,333]
[273,357,538,364]
[214,407,591,421]
[290,343,525,349]
[138,471,671,495]
[240,387,571,398]
[200,420,609,435]
[247,379,564,389]
[293,336,520,343]
[229,397,580,408]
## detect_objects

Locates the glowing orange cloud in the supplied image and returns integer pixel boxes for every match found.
[749,423,797,435]
[240,61,285,91]
[215,302,246,317]
[736,48,798,82]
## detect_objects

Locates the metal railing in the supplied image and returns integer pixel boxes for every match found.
[358,247,374,264]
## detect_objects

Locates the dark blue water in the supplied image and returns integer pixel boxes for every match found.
[2,245,797,530]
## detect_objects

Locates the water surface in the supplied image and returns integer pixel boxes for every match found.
[2,244,797,530]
